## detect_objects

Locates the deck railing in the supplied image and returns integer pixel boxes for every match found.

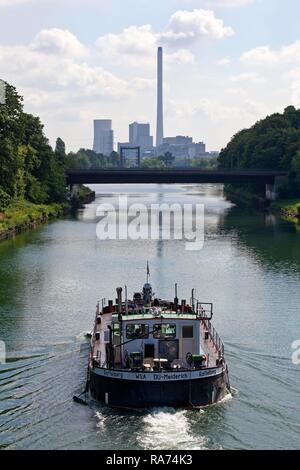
[202,318,225,357]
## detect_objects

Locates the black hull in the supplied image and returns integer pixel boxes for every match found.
[89,369,230,409]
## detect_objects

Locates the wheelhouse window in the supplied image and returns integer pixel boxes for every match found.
[182,325,194,339]
[126,324,149,339]
[154,324,176,339]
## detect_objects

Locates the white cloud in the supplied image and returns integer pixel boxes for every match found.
[241,41,300,67]
[167,95,267,123]
[165,49,196,64]
[95,9,233,66]
[95,24,156,66]
[229,72,265,83]
[0,32,129,100]
[130,77,156,91]
[31,28,88,58]
[159,9,234,46]
[217,57,231,65]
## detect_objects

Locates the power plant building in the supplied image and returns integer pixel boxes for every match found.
[158,136,206,159]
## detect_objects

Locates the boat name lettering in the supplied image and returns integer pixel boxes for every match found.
[199,369,217,377]
[104,370,123,379]
[154,372,189,381]
[135,373,147,380]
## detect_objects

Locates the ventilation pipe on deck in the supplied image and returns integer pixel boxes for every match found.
[191,289,195,312]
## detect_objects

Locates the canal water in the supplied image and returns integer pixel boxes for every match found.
[0,184,300,450]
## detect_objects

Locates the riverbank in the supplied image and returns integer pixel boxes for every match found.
[0,200,69,241]
[70,185,96,211]
[271,200,300,220]
[0,185,96,242]
[224,185,300,222]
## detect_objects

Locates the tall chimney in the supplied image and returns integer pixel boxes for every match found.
[156,46,164,148]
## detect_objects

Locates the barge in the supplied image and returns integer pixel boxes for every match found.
[87,274,231,409]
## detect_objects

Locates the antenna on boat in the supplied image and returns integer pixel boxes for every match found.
[147,261,150,283]
[116,287,123,321]
[125,285,128,315]
[174,283,178,309]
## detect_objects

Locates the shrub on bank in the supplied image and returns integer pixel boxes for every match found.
[0,200,68,236]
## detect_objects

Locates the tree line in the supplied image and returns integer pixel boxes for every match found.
[0,83,66,211]
[218,106,300,197]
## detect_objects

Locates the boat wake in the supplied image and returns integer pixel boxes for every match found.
[137,409,209,450]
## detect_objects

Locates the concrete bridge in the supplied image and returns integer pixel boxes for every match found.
[66,168,288,201]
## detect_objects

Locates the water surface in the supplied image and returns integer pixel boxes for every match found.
[0,184,300,450]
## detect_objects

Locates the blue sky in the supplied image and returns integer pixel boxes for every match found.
[1,0,300,151]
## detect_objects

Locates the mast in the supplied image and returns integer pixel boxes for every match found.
[147,261,150,284]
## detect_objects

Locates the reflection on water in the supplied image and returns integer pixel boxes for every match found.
[0,184,300,450]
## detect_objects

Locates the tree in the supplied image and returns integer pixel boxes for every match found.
[218,107,300,197]
[0,82,67,205]
[55,137,66,163]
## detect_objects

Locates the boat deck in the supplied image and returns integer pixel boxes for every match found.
[91,313,221,371]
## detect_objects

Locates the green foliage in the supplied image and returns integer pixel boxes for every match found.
[271,200,300,219]
[55,137,66,163]
[142,157,167,169]
[219,106,300,198]
[0,82,66,205]
[191,155,218,169]
[0,199,66,235]
[66,148,120,169]
[0,187,10,212]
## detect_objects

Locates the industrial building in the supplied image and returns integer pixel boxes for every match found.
[158,136,206,159]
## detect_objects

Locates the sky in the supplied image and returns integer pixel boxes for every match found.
[1,0,300,152]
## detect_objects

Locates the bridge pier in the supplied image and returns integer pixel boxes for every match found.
[265,176,287,201]
[70,184,81,197]
[265,183,277,201]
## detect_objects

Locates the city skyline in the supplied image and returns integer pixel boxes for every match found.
[1,1,300,152]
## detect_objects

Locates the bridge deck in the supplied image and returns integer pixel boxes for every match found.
[67,168,287,186]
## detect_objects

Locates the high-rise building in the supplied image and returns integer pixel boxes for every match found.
[129,122,153,156]
[93,119,114,155]
[156,47,164,148]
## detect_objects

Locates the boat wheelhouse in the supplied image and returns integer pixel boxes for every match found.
[88,282,230,409]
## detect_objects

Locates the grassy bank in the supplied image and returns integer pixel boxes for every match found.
[271,200,300,220]
[0,200,68,240]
